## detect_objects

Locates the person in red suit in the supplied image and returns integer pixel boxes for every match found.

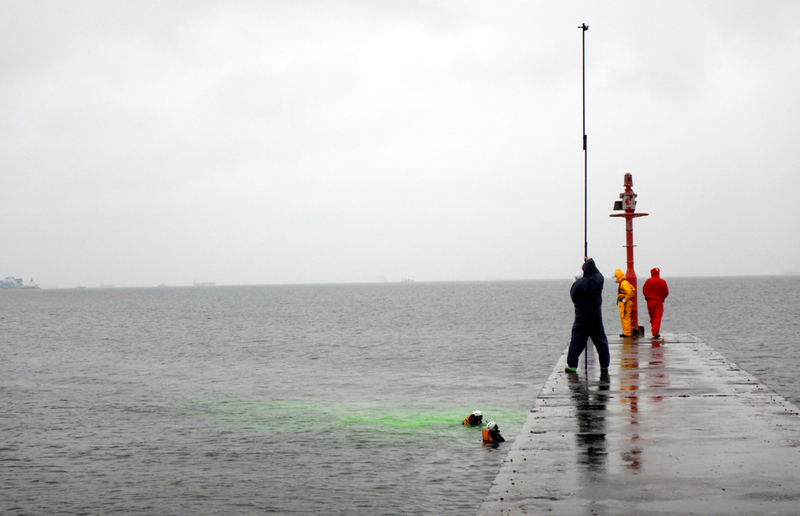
[642,268,669,338]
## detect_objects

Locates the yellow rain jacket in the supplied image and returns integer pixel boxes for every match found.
[614,269,635,304]
[614,269,635,336]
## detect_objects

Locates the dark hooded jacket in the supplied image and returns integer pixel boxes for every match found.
[570,258,604,313]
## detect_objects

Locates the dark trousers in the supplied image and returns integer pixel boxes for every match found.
[567,310,610,369]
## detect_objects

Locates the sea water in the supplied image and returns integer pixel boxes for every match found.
[1,276,798,515]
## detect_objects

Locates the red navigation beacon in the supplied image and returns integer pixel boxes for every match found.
[610,173,648,336]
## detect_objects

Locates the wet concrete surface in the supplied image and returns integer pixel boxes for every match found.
[477,333,800,516]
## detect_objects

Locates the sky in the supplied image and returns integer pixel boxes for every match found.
[1,1,799,288]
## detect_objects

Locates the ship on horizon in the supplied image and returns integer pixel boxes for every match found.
[0,277,40,289]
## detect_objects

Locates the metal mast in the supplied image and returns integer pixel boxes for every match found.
[579,23,589,373]
[580,23,588,258]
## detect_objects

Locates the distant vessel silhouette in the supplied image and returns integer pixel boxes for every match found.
[0,277,39,289]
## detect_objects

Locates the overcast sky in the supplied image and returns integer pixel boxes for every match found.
[1,1,798,287]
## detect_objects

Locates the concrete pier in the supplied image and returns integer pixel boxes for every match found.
[478,333,800,516]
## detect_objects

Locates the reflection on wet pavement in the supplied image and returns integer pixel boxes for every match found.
[478,334,800,516]
[568,371,610,475]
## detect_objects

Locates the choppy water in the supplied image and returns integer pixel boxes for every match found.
[1,276,798,515]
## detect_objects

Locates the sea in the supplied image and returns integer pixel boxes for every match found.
[2,275,798,515]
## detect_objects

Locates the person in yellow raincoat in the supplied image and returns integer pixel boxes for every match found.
[614,269,635,337]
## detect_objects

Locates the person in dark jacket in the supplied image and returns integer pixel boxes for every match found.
[565,257,611,373]
[642,267,669,338]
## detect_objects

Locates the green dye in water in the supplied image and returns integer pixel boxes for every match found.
[181,397,526,438]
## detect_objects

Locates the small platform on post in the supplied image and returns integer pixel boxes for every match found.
[477,333,800,516]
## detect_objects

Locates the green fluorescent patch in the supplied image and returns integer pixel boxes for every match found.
[183,397,525,437]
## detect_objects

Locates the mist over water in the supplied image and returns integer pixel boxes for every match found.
[1,276,798,514]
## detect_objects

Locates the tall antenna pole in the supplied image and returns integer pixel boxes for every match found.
[579,23,589,374]
[580,23,588,259]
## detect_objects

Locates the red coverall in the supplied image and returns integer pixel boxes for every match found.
[642,268,669,337]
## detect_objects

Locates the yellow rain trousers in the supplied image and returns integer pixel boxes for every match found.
[615,269,635,336]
